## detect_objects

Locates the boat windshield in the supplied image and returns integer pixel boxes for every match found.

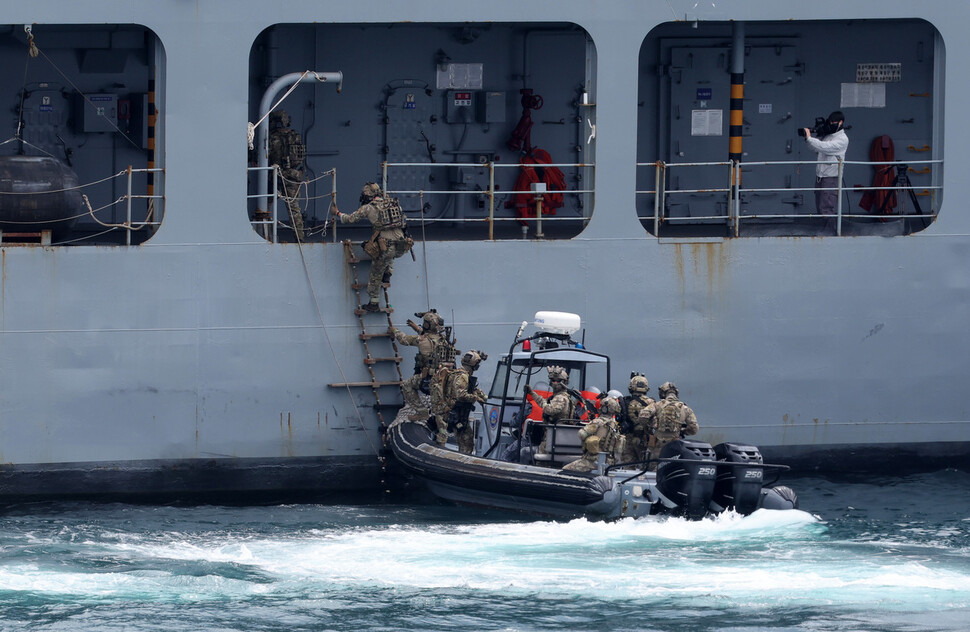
[487,353,609,400]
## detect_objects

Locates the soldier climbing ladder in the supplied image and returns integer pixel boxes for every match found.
[328,240,406,488]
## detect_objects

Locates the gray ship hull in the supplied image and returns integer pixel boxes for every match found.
[0,1,967,499]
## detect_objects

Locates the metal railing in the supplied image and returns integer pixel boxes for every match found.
[636,158,942,237]
[248,166,337,243]
[381,160,594,239]
[0,165,164,246]
[122,166,165,246]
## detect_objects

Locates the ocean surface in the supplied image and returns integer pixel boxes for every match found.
[1,470,969,632]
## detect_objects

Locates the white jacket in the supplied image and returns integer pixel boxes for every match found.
[805,129,848,178]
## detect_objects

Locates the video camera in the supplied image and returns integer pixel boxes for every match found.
[797,117,841,138]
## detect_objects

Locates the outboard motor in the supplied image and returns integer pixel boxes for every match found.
[654,439,717,519]
[711,443,766,515]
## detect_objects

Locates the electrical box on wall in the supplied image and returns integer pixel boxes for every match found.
[445,90,477,123]
[130,93,151,149]
[75,93,118,132]
[480,91,506,123]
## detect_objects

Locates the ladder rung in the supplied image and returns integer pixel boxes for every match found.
[329,381,403,388]
[355,307,394,315]
[343,240,375,263]
[352,282,390,290]
[364,356,403,365]
[360,332,393,340]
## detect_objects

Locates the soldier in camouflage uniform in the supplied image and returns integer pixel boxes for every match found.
[334,182,413,312]
[563,396,623,473]
[430,349,488,452]
[391,310,452,422]
[267,110,306,241]
[522,365,577,455]
[618,373,655,464]
[638,381,699,471]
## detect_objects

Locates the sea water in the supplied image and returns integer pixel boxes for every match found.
[1,470,969,631]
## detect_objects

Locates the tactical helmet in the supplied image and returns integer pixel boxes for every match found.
[659,381,678,398]
[418,310,444,332]
[629,374,649,395]
[461,350,487,371]
[546,365,568,384]
[599,396,621,416]
[270,110,291,128]
[361,182,383,200]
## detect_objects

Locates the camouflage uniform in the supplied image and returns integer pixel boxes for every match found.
[267,110,306,240]
[430,350,488,452]
[337,183,412,309]
[392,311,451,421]
[563,397,622,472]
[618,374,655,463]
[523,365,576,454]
[639,382,698,471]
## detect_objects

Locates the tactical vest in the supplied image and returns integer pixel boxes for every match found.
[586,418,619,456]
[413,334,440,374]
[656,400,684,436]
[430,365,455,415]
[374,196,406,230]
[273,129,305,170]
[542,391,575,423]
[430,339,457,373]
[619,395,648,433]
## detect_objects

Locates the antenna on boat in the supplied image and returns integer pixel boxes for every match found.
[420,191,431,311]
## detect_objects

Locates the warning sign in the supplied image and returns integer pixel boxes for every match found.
[856,63,901,83]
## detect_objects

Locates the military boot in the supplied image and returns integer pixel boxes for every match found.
[361,302,380,313]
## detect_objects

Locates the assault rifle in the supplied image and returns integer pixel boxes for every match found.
[567,387,602,421]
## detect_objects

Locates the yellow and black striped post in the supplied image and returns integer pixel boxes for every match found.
[729,72,743,173]
[147,78,156,199]
[729,22,745,187]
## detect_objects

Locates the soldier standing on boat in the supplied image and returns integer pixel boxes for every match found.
[639,381,698,471]
[430,349,488,453]
[391,310,452,422]
[334,182,413,312]
[523,365,576,455]
[563,396,622,473]
[267,110,306,241]
[617,373,655,464]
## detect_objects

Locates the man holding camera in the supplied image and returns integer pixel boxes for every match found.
[802,111,848,231]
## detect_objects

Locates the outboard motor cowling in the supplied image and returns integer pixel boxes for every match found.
[654,439,717,519]
[712,443,765,515]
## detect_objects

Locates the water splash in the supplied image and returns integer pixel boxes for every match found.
[1,474,969,631]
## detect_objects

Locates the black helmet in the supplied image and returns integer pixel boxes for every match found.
[270,109,291,128]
